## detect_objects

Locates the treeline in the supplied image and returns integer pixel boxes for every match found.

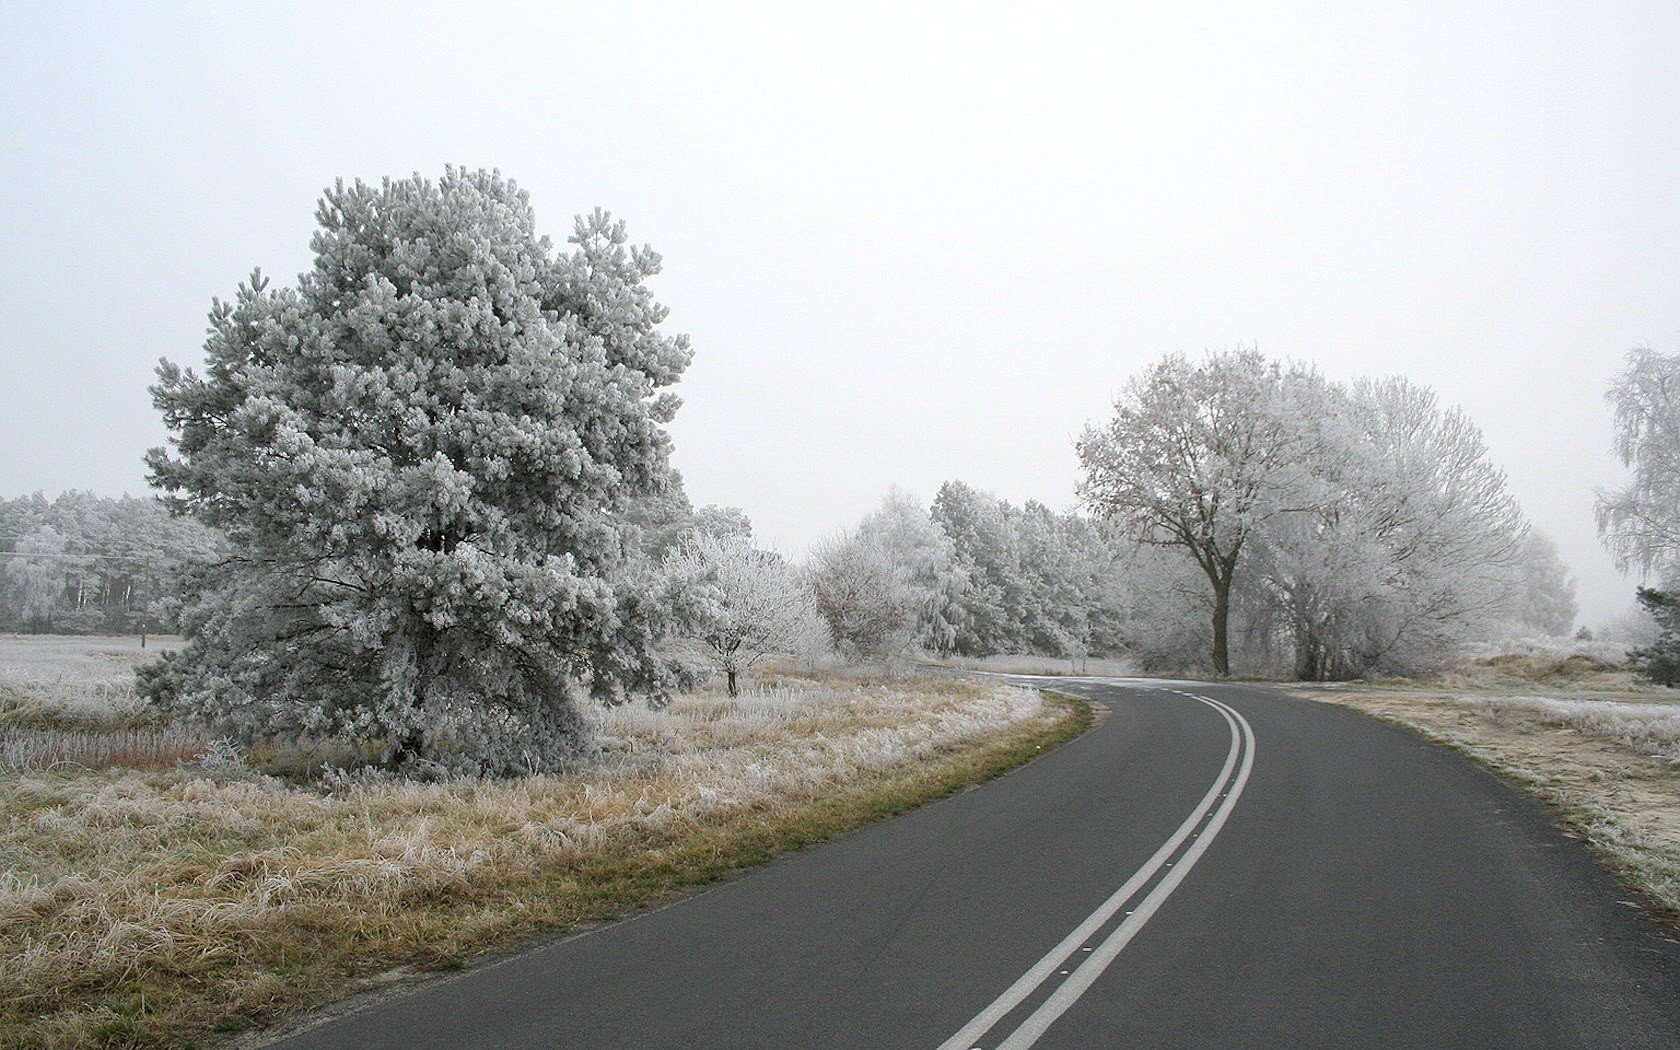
[800,475,1573,680]
[65,170,1587,777]
[0,493,221,634]
[1076,354,1577,678]
[791,354,1580,681]
[799,485,1126,663]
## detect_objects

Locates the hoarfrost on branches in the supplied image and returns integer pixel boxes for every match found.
[1598,347,1680,582]
[664,532,822,696]
[142,169,692,776]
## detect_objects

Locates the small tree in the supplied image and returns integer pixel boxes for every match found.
[143,170,692,776]
[665,533,820,696]
[806,531,916,660]
[1508,531,1578,637]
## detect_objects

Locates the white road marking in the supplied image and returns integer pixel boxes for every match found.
[935,686,1256,1050]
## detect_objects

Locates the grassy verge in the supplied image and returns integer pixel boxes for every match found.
[2,677,1089,1049]
[1296,682,1680,926]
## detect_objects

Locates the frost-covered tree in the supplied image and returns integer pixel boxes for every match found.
[1241,376,1525,678]
[931,481,1024,656]
[4,527,70,631]
[1078,356,1527,679]
[142,170,692,776]
[926,482,1128,660]
[0,493,219,634]
[854,489,966,652]
[1507,531,1578,637]
[623,480,752,561]
[664,533,821,696]
[806,531,917,659]
[1629,587,1680,687]
[1077,351,1321,676]
[1108,542,1213,672]
[1598,347,1680,582]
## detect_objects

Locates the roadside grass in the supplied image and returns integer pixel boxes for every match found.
[921,654,1140,677]
[0,672,1089,1049]
[1296,677,1680,925]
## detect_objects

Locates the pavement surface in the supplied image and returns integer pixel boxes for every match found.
[269,679,1680,1049]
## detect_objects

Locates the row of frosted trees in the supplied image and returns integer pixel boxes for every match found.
[0,493,219,634]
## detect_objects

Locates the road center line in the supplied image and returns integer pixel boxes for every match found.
[936,686,1255,1050]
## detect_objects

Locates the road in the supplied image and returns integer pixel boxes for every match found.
[270,679,1680,1049]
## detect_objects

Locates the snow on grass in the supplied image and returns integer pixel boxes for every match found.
[1464,694,1680,764]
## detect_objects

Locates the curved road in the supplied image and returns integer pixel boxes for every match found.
[271,679,1680,1049]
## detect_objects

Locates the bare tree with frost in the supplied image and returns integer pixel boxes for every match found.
[1077,351,1320,676]
[664,532,821,696]
[142,169,692,776]
[1248,377,1526,677]
[806,531,918,659]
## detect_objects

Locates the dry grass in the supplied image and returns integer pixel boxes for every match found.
[0,634,212,777]
[0,726,209,773]
[1297,674,1680,923]
[924,654,1140,677]
[0,670,1086,1049]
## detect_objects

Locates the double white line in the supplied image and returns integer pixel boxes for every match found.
[937,687,1256,1050]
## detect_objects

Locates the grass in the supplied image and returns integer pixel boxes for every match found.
[922,654,1140,677]
[0,659,1089,1049]
[1,634,212,775]
[1296,661,1680,925]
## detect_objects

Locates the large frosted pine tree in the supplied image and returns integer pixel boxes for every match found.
[143,169,692,775]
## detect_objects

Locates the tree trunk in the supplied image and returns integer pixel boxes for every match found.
[726,667,739,697]
[1211,578,1232,677]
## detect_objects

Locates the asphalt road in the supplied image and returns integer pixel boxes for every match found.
[269,679,1680,1049]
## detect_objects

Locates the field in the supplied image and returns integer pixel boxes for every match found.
[0,635,1087,1048]
[1297,649,1680,922]
[0,635,206,775]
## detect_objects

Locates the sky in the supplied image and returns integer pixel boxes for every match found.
[3,1,1678,629]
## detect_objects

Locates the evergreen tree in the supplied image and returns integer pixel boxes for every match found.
[1629,587,1680,687]
[143,170,692,776]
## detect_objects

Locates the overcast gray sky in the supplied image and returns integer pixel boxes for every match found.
[3,1,1677,628]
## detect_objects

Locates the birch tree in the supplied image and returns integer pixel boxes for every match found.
[1598,347,1680,582]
